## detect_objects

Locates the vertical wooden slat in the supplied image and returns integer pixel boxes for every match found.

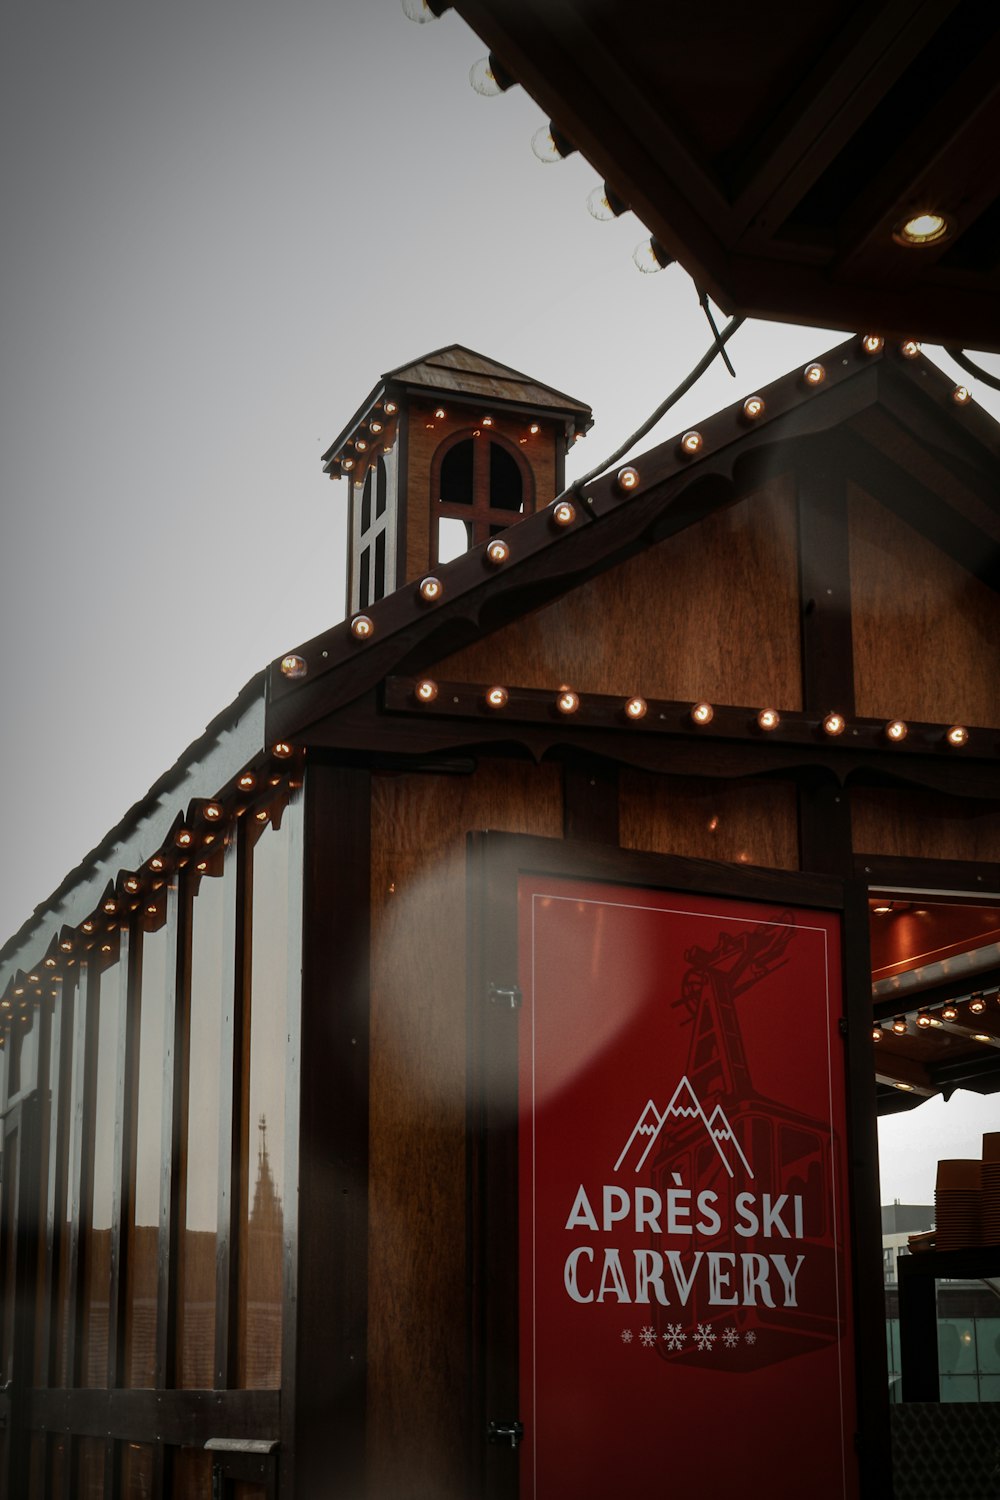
[109,927,141,1389]
[563,758,618,844]
[282,763,370,1499]
[278,792,304,1498]
[796,447,855,875]
[67,959,98,1389]
[215,821,250,1390]
[40,979,70,1389]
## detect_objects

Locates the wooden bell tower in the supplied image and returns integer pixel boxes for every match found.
[321,344,592,615]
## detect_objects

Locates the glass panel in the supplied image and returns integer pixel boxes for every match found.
[178,870,226,1388]
[121,1439,155,1497]
[940,1373,979,1401]
[239,818,289,1388]
[938,1314,977,1375]
[77,1435,106,1497]
[13,1005,38,1094]
[978,1317,1000,1373]
[171,1446,212,1499]
[488,440,523,510]
[55,986,82,1386]
[438,516,470,564]
[126,922,170,1387]
[980,1373,1000,1400]
[439,439,473,504]
[82,964,120,1387]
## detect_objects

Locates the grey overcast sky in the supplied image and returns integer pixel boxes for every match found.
[2,2,998,1197]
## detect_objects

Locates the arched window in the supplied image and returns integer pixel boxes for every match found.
[431,432,532,565]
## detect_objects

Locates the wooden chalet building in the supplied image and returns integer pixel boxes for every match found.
[1,336,999,1498]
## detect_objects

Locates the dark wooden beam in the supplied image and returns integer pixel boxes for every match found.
[283,767,370,1498]
[25,1387,278,1446]
[215,824,249,1390]
[156,882,186,1392]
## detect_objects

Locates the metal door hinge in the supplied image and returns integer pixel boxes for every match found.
[488,981,522,1010]
[488,1419,524,1449]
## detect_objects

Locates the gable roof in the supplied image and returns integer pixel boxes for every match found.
[272,335,1000,753]
[320,343,592,474]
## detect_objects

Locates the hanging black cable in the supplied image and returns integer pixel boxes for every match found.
[944,346,1000,393]
[568,313,746,500]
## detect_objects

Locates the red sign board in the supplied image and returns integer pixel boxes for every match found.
[517,876,855,1498]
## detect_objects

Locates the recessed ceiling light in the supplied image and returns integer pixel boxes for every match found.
[892,212,951,247]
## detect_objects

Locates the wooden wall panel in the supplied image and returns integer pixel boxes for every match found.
[619,771,800,871]
[848,484,1000,725]
[433,477,802,709]
[368,760,562,1499]
[851,786,1000,862]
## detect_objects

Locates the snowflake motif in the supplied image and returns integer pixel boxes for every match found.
[621,1328,633,1344]
[639,1325,657,1349]
[745,1330,757,1345]
[722,1327,740,1349]
[662,1323,686,1352]
[694,1322,717,1352]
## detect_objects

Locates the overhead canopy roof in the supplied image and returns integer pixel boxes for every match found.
[450,0,1000,350]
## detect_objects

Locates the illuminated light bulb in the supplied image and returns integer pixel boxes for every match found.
[103,898,117,914]
[555,689,580,715]
[551,499,576,526]
[101,943,112,953]
[529,423,540,435]
[146,904,157,916]
[350,614,374,640]
[885,719,908,743]
[574,430,586,441]
[872,1026,883,1042]
[691,702,714,725]
[59,937,72,951]
[822,711,846,737]
[81,920,95,934]
[916,1011,932,1029]
[355,439,367,452]
[369,419,383,434]
[485,538,510,566]
[632,237,673,273]
[892,1016,907,1034]
[625,696,647,720]
[531,123,572,163]
[893,213,950,247]
[486,686,509,709]
[175,829,193,848]
[470,55,512,96]
[481,415,494,427]
[415,679,438,704]
[124,876,141,893]
[900,340,921,359]
[272,741,293,759]
[942,1002,958,1021]
[872,903,892,915]
[616,465,640,492]
[383,400,398,416]
[433,407,446,420]
[341,457,354,471]
[238,772,256,791]
[204,803,222,821]
[974,1032,992,1043]
[969,993,986,1014]
[929,1017,943,1027]
[419,576,443,603]
[757,708,780,731]
[946,724,969,747]
[280,652,308,681]
[803,363,826,386]
[952,385,971,406]
[196,860,208,872]
[679,430,703,455]
[149,856,165,872]
[895,1082,914,1091]
[861,334,884,354]
[255,809,270,823]
[742,395,765,420]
